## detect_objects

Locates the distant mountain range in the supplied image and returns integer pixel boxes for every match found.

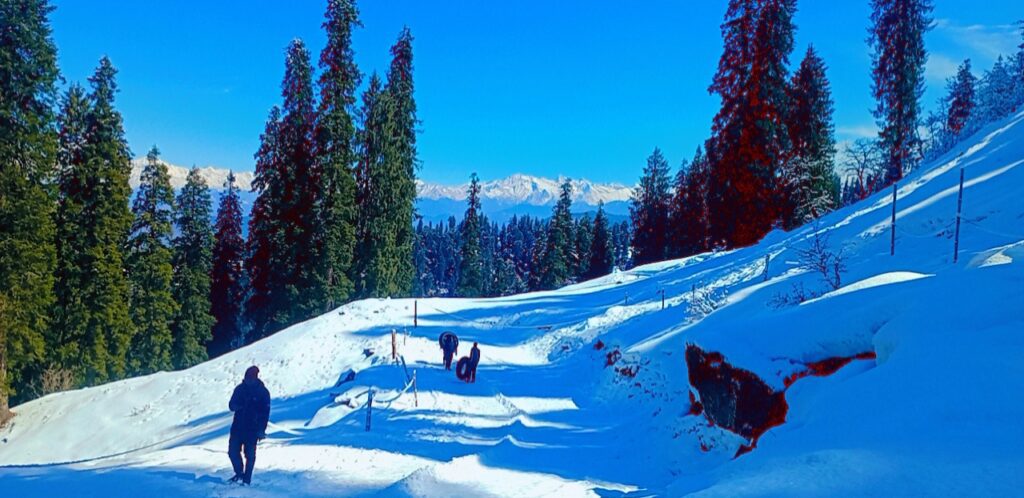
[129,158,253,191]
[131,160,634,224]
[416,174,633,223]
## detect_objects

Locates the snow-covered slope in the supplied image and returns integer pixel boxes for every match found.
[3,113,1024,497]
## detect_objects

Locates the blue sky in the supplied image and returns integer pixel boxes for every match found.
[51,1,1021,185]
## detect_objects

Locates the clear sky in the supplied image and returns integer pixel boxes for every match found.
[50,0,1021,184]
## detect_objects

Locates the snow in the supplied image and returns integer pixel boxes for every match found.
[130,158,254,191]
[3,112,1024,496]
[416,174,634,206]
[801,271,933,304]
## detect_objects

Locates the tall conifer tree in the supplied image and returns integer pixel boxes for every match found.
[246,40,320,338]
[574,214,593,279]
[707,0,796,247]
[53,85,90,379]
[869,0,933,185]
[586,203,615,279]
[171,168,214,369]
[65,58,134,383]
[457,173,483,297]
[0,0,58,414]
[946,59,976,136]
[358,30,418,298]
[784,46,839,229]
[667,159,691,259]
[315,0,361,310]
[538,181,575,290]
[210,172,246,356]
[279,40,321,326]
[126,147,176,375]
[352,74,383,297]
[630,148,672,265]
[246,107,284,341]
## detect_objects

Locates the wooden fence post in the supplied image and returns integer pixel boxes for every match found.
[953,168,965,263]
[414,300,418,328]
[763,254,770,281]
[365,389,373,432]
[391,329,397,362]
[890,183,897,256]
[413,370,418,408]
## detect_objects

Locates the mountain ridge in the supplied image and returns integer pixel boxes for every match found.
[130,158,634,206]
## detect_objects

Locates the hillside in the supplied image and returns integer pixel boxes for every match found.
[2,113,1023,496]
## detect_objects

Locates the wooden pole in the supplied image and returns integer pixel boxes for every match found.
[890,183,897,256]
[660,289,665,310]
[953,168,965,263]
[365,389,373,431]
[414,300,418,328]
[412,370,418,408]
[763,254,770,281]
[391,329,397,362]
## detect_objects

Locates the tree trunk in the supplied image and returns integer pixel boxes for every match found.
[0,343,11,427]
[0,297,11,427]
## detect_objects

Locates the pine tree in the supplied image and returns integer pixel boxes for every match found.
[246,106,284,341]
[977,56,1016,122]
[946,59,976,135]
[126,146,177,375]
[379,28,418,297]
[358,29,418,298]
[352,74,383,296]
[457,173,483,297]
[315,0,360,311]
[246,40,321,338]
[171,167,213,370]
[55,58,135,383]
[53,85,90,378]
[784,46,839,229]
[869,0,933,185]
[0,0,58,414]
[630,148,672,265]
[685,146,712,254]
[279,40,322,326]
[538,180,575,290]
[667,159,690,259]
[1016,22,1024,107]
[210,172,246,357]
[707,0,796,248]
[586,203,614,280]
[574,214,593,279]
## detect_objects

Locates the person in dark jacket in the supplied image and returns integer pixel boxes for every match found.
[228,366,271,485]
[440,332,458,370]
[468,342,481,383]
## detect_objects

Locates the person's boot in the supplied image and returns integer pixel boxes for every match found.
[228,475,242,484]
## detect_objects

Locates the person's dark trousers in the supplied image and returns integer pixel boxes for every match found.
[228,433,258,484]
[469,364,477,383]
[444,353,453,370]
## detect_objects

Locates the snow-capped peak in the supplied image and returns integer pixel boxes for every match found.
[416,174,634,206]
[130,158,254,191]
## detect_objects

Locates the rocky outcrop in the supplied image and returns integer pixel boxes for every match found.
[685,344,875,457]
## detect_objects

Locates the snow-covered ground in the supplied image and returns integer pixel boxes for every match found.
[3,113,1024,497]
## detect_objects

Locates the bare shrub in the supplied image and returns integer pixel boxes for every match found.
[769,282,813,308]
[40,367,76,396]
[796,227,846,291]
